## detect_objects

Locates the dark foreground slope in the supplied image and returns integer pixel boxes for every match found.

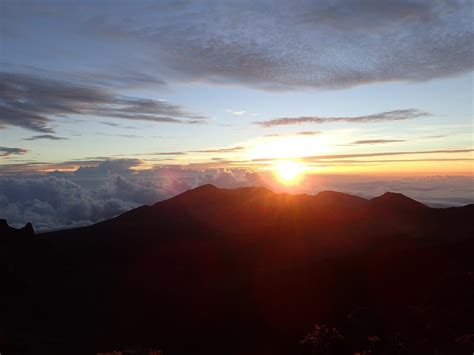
[2,186,474,354]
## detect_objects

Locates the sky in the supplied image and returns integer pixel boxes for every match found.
[1,0,473,231]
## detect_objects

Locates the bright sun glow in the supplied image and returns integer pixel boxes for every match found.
[275,161,305,184]
[247,135,329,161]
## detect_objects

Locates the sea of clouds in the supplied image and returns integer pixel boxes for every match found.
[1,159,473,232]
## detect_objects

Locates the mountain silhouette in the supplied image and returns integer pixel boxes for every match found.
[370,191,428,210]
[1,186,473,354]
[0,219,35,241]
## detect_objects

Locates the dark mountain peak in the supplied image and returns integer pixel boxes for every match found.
[192,184,219,192]
[168,184,219,202]
[380,192,404,197]
[0,219,36,240]
[371,191,427,209]
[170,184,273,204]
[1,218,19,234]
[191,184,273,195]
[22,222,35,235]
[0,218,9,229]
[375,191,417,201]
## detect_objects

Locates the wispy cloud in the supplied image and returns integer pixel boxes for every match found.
[138,146,245,155]
[297,131,322,136]
[422,135,448,139]
[151,152,187,156]
[265,131,322,137]
[0,146,29,157]
[313,158,474,165]
[99,122,137,129]
[23,134,68,141]
[302,148,474,161]
[97,133,142,139]
[256,109,430,127]
[0,71,208,133]
[191,146,245,153]
[350,139,406,145]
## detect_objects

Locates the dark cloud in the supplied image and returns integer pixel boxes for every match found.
[298,0,437,30]
[23,134,68,141]
[351,139,406,145]
[3,1,471,90]
[0,71,208,133]
[85,0,474,89]
[0,146,29,157]
[257,109,429,127]
[63,69,166,89]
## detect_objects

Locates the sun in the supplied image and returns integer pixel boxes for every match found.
[275,160,305,184]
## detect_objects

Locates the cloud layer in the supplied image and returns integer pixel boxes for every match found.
[0,160,166,231]
[1,158,473,232]
[122,0,474,89]
[3,0,473,90]
[301,148,474,161]
[0,71,207,133]
[257,109,430,127]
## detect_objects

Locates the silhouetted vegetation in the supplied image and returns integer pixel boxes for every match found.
[300,324,344,354]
